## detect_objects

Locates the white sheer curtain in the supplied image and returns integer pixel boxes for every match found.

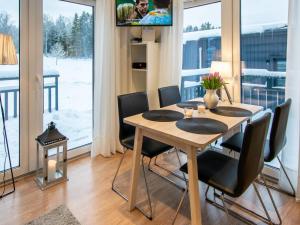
[158,0,183,87]
[92,0,131,157]
[281,0,300,199]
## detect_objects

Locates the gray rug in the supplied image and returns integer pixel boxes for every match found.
[25,205,80,225]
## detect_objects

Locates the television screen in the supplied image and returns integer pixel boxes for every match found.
[116,0,173,26]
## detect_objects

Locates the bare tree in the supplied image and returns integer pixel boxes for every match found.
[50,43,65,65]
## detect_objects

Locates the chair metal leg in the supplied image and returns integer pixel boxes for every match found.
[112,148,129,200]
[111,150,152,220]
[175,149,188,185]
[148,165,185,191]
[179,184,275,225]
[253,182,273,224]
[153,149,187,182]
[260,174,283,225]
[256,157,296,197]
[141,157,153,220]
[148,154,186,191]
[205,186,219,204]
[277,156,296,196]
[205,184,276,225]
[172,186,188,225]
[205,185,210,199]
[213,188,217,201]
[220,193,230,225]
[205,188,255,224]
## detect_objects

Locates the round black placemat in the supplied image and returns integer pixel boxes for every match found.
[176,101,204,110]
[210,106,253,117]
[176,118,228,134]
[142,110,184,122]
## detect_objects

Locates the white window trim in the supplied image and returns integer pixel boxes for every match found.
[62,0,95,7]
[232,0,241,103]
[184,0,221,9]
[222,0,241,103]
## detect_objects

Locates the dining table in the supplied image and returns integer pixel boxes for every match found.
[124,98,263,225]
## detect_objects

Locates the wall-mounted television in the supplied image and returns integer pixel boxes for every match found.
[116,0,173,26]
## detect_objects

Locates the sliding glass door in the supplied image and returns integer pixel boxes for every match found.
[0,0,20,171]
[240,0,289,168]
[43,0,94,151]
[181,2,221,101]
[0,0,94,180]
[240,0,288,112]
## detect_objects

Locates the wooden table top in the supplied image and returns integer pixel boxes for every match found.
[124,99,263,149]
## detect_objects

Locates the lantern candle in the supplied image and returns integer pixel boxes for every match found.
[35,122,68,190]
[48,160,57,180]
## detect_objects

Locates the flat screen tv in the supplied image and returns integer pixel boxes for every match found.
[116,0,173,26]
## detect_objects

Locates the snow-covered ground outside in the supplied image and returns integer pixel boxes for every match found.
[0,57,93,169]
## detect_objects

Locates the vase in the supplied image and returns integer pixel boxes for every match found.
[204,89,219,109]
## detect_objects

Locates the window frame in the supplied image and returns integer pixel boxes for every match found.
[62,0,95,7]
[183,0,241,102]
[183,0,281,177]
[184,0,221,9]
[0,0,29,179]
[27,0,96,174]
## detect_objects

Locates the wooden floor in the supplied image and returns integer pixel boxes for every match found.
[0,151,299,225]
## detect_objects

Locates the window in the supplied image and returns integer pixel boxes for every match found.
[181,2,221,101]
[43,0,94,150]
[240,0,289,168]
[241,0,288,112]
[0,0,20,170]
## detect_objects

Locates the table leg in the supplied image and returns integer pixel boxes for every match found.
[128,127,143,211]
[186,146,202,225]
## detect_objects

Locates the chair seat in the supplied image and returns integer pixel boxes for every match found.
[180,150,241,197]
[121,136,172,158]
[221,132,272,162]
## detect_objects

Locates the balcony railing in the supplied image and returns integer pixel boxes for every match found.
[181,69,286,112]
[0,70,59,120]
[180,69,208,101]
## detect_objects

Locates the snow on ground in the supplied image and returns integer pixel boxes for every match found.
[0,57,93,169]
[43,57,93,152]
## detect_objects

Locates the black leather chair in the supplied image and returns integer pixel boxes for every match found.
[112,92,173,220]
[221,99,294,196]
[157,85,187,181]
[158,85,181,108]
[173,113,277,225]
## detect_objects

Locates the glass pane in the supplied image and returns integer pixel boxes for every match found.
[0,0,20,170]
[182,2,221,101]
[43,0,94,150]
[241,0,288,112]
[241,0,288,168]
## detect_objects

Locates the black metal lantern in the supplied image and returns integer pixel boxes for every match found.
[35,122,68,190]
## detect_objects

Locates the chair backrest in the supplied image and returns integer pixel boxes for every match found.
[267,99,292,161]
[236,112,271,195]
[117,92,149,142]
[158,85,181,108]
